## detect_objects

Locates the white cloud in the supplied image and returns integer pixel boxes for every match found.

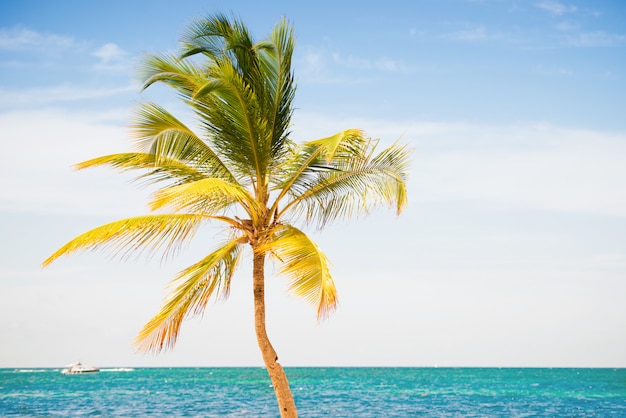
[92,43,131,72]
[414,124,626,217]
[292,113,626,218]
[93,43,127,63]
[0,108,149,217]
[585,253,626,269]
[0,27,77,52]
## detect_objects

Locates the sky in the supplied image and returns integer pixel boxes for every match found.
[1,0,625,368]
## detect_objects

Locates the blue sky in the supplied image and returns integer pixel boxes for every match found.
[1,0,625,368]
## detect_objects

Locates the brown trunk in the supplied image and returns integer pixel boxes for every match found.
[253,251,298,417]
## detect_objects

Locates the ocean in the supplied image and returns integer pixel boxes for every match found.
[1,367,625,417]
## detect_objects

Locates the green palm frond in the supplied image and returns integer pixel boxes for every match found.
[149,178,259,220]
[139,53,206,96]
[180,13,254,65]
[181,14,296,186]
[75,153,208,186]
[132,103,236,182]
[196,60,269,183]
[42,214,205,266]
[256,18,295,159]
[135,236,244,353]
[259,225,337,319]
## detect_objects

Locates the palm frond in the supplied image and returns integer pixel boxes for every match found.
[197,60,269,183]
[139,53,206,96]
[132,102,236,182]
[149,178,259,220]
[181,14,296,188]
[134,236,244,353]
[259,225,337,319]
[367,141,411,214]
[75,153,207,186]
[42,214,205,266]
[180,13,254,67]
[271,129,368,201]
[278,137,411,227]
[255,18,295,161]
[305,129,370,164]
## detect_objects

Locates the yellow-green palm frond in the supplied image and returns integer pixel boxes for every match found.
[42,214,205,267]
[132,103,236,182]
[305,129,370,164]
[367,141,411,215]
[75,153,208,187]
[271,129,369,203]
[278,136,411,228]
[149,178,259,220]
[259,225,337,319]
[134,236,244,353]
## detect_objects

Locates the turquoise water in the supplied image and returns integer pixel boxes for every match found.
[1,367,625,416]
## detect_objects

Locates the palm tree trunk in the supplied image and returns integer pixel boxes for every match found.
[253,251,298,417]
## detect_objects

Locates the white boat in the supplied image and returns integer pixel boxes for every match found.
[61,362,100,375]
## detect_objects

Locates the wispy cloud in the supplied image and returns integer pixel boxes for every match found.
[0,27,78,52]
[566,31,626,47]
[444,26,490,41]
[533,64,573,76]
[331,52,410,73]
[297,47,411,84]
[536,1,578,16]
[554,21,580,32]
[440,25,524,44]
[296,49,338,83]
[0,28,132,73]
[0,84,137,107]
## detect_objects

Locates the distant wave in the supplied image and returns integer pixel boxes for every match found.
[16,369,48,373]
[100,368,135,372]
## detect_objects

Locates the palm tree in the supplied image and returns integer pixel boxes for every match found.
[43,14,410,417]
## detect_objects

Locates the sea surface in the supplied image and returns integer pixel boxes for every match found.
[1,367,625,417]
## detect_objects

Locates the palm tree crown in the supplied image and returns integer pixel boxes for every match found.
[43,15,410,411]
